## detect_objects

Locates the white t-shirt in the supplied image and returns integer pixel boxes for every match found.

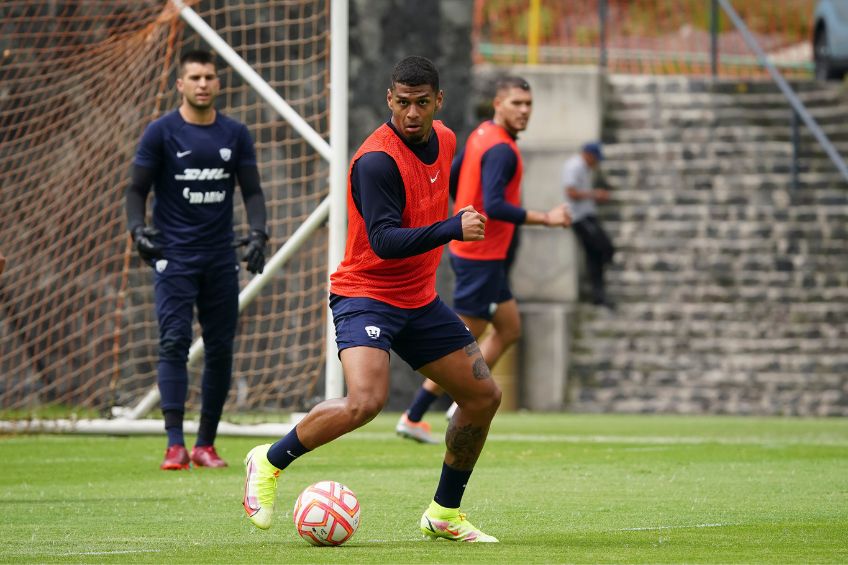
[561,153,596,223]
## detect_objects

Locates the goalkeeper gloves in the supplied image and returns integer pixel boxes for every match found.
[131,225,163,262]
[239,229,268,274]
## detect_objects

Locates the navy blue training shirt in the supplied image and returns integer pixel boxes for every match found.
[350,121,462,259]
[453,142,527,225]
[133,110,256,251]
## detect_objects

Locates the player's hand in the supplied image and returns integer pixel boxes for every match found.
[545,203,572,228]
[131,225,163,262]
[458,205,486,241]
[594,188,610,203]
[241,229,268,274]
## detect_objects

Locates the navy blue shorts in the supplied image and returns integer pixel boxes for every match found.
[450,254,513,320]
[329,294,475,371]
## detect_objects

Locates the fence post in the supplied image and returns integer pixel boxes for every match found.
[598,0,607,69]
[710,0,719,78]
[528,0,541,64]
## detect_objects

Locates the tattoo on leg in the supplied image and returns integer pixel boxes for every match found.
[446,422,485,470]
[463,342,481,357]
[463,342,490,381]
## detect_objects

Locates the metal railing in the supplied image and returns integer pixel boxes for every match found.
[474,0,846,189]
[475,0,815,77]
[715,0,848,188]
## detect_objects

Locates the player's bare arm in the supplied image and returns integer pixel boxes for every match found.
[525,203,572,227]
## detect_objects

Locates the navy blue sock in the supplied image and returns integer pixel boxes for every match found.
[433,462,473,509]
[267,427,311,471]
[407,388,439,422]
[195,413,219,447]
[196,353,232,447]
[163,410,185,447]
[159,361,188,447]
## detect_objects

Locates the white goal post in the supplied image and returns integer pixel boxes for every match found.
[0,0,347,436]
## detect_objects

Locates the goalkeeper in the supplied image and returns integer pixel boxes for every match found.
[125,50,268,470]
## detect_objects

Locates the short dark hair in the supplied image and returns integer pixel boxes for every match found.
[494,75,531,95]
[179,50,217,71]
[391,56,439,93]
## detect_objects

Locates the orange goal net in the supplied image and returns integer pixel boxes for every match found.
[0,0,331,421]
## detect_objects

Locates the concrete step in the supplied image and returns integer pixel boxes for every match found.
[607,75,840,95]
[573,301,848,324]
[576,316,848,340]
[568,373,848,416]
[608,88,845,111]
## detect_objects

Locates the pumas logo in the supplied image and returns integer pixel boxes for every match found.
[219,148,232,162]
[183,187,226,204]
[155,259,168,272]
[364,325,381,339]
[174,168,230,181]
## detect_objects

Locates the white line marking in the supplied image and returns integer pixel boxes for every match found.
[346,431,848,447]
[61,549,162,556]
[615,523,732,532]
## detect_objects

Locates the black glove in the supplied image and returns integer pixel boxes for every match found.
[240,229,268,274]
[131,225,163,262]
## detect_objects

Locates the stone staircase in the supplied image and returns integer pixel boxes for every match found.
[569,75,848,416]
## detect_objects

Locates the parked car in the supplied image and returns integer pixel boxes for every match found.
[813,0,848,80]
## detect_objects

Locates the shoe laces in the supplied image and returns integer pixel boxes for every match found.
[256,466,279,501]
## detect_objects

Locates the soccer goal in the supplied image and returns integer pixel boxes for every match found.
[0,0,348,435]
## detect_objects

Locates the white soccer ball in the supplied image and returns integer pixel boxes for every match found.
[293,480,361,546]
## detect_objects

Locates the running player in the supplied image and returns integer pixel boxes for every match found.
[396,76,571,443]
[242,56,501,542]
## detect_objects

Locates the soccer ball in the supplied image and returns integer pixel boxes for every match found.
[293,480,360,546]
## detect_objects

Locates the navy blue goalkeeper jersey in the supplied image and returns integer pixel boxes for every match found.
[133,109,257,252]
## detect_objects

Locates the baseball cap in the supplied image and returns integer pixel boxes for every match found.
[582,142,604,161]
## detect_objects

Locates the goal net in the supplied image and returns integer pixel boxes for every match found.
[0,0,331,426]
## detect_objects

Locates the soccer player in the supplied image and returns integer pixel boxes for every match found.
[243,56,501,542]
[396,76,571,443]
[125,50,269,470]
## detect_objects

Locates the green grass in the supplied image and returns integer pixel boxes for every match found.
[1,413,846,564]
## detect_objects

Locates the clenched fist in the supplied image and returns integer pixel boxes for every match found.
[458,205,487,241]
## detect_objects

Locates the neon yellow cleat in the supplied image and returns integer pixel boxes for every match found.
[242,444,280,530]
[420,500,498,542]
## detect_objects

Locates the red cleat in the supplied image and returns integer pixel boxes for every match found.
[190,445,228,468]
[160,444,190,470]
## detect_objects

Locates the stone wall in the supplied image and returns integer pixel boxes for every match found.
[569,76,848,416]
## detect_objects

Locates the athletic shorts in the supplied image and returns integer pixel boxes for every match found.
[329,294,475,371]
[449,254,513,320]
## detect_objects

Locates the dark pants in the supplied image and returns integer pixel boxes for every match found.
[153,250,239,420]
[573,215,615,302]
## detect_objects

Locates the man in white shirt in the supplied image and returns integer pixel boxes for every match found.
[562,142,616,309]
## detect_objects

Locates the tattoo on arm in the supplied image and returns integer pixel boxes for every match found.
[445,422,486,470]
[463,342,491,381]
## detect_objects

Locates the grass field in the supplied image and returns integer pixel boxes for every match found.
[1,412,846,564]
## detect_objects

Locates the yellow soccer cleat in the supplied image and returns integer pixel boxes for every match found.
[420,500,499,543]
[242,444,280,530]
